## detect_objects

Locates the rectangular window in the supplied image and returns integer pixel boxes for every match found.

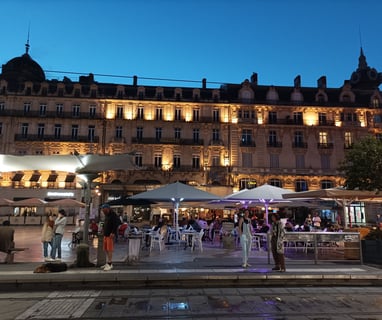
[193,128,200,142]
[269,130,277,145]
[212,156,220,167]
[21,123,29,138]
[319,132,328,144]
[192,155,200,169]
[136,127,143,140]
[242,152,252,168]
[294,131,304,146]
[116,105,123,119]
[241,129,252,145]
[72,104,80,117]
[321,154,330,170]
[156,108,163,120]
[54,124,61,139]
[89,104,96,118]
[137,107,144,119]
[270,154,279,168]
[88,125,95,142]
[293,112,303,124]
[173,155,181,168]
[135,153,143,167]
[0,102,5,111]
[175,108,182,121]
[116,126,123,138]
[318,113,327,125]
[39,104,47,116]
[0,122,2,135]
[155,127,162,141]
[56,104,63,115]
[344,132,353,148]
[154,154,162,168]
[268,111,277,124]
[174,128,181,139]
[296,154,305,169]
[213,109,220,122]
[212,129,220,142]
[71,125,78,140]
[193,109,200,122]
[24,103,31,114]
[37,124,45,138]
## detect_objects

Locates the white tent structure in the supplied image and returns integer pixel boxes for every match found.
[130,181,221,239]
[0,153,136,241]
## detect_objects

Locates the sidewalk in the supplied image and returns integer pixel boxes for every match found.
[0,226,382,290]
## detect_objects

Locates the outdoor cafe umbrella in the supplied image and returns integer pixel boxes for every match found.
[130,181,221,239]
[223,184,294,224]
[0,198,14,206]
[12,198,48,207]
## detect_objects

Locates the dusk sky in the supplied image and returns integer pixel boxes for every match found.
[0,0,381,89]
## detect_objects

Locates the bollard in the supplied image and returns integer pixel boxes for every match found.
[75,243,95,267]
[97,235,106,267]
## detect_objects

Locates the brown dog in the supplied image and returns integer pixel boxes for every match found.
[34,262,68,273]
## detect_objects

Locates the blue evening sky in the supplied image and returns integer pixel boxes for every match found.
[0,0,381,89]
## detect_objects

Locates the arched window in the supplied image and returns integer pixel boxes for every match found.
[320,180,333,189]
[295,179,308,192]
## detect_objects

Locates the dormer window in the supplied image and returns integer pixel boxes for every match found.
[372,98,380,108]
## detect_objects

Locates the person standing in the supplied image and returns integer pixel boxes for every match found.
[41,215,54,261]
[238,209,253,268]
[50,209,67,261]
[271,213,286,272]
[100,204,118,271]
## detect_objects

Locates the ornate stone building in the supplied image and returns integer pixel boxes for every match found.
[0,44,381,213]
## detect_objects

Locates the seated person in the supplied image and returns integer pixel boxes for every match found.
[257,220,270,233]
[187,219,201,232]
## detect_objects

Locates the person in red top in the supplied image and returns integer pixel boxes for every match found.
[100,204,118,271]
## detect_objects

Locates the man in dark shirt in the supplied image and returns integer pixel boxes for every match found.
[100,204,118,271]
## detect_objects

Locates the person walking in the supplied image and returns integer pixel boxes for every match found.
[50,209,67,261]
[100,204,118,271]
[41,215,54,261]
[238,209,253,268]
[270,213,286,272]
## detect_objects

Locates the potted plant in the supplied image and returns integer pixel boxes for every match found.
[362,228,382,264]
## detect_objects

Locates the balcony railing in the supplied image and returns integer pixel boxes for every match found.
[14,134,100,143]
[131,137,204,146]
[0,110,103,119]
[317,142,334,149]
[292,142,308,148]
[267,141,283,148]
[240,141,256,147]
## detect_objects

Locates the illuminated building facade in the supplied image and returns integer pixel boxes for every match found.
[0,44,381,213]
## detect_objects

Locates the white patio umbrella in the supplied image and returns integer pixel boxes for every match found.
[0,198,14,206]
[12,198,48,207]
[223,184,294,224]
[130,181,221,239]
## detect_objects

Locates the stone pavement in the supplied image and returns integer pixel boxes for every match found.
[0,226,382,290]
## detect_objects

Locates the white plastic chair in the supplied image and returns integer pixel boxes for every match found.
[150,227,167,252]
[252,234,262,251]
[191,229,204,252]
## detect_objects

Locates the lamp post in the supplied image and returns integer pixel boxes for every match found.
[77,173,99,243]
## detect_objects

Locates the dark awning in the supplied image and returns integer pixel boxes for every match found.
[12,173,24,181]
[47,174,58,182]
[29,174,41,182]
[65,174,76,183]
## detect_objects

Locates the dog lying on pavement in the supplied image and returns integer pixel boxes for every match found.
[33,262,68,273]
